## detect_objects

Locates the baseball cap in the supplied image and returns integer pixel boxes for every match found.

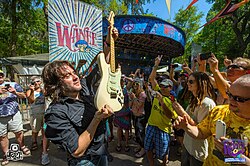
[160,79,173,87]
[133,78,141,83]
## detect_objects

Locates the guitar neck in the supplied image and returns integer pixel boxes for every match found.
[110,27,116,73]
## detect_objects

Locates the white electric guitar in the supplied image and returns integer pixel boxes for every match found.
[94,11,124,112]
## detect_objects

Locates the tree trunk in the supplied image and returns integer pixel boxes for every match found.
[10,0,17,57]
[231,11,250,56]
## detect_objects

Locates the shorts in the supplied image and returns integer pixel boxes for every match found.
[68,154,108,166]
[30,114,44,133]
[144,125,170,160]
[0,111,23,136]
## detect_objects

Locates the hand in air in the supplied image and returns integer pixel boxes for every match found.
[207,53,219,72]
[106,26,119,44]
[223,56,232,68]
[155,55,163,66]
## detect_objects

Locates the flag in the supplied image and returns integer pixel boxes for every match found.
[185,0,198,10]
[166,0,171,15]
[202,0,249,27]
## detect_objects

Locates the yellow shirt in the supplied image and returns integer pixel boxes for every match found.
[147,85,178,133]
[197,105,250,166]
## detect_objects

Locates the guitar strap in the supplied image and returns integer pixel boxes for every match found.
[82,52,101,77]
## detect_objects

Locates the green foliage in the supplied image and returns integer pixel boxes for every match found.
[0,0,48,57]
[200,0,250,59]
[172,6,203,63]
[121,0,153,15]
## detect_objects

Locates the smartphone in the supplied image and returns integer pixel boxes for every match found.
[200,52,212,60]
[215,120,226,139]
[5,84,10,89]
[172,64,179,68]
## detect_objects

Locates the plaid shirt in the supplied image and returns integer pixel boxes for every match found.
[0,82,23,117]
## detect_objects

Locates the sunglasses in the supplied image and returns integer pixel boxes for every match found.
[0,74,4,77]
[188,80,195,84]
[227,64,247,70]
[133,82,140,86]
[159,85,170,88]
[226,91,250,103]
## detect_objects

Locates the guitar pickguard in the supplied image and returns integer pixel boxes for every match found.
[107,68,122,98]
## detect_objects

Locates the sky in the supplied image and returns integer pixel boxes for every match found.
[143,0,213,24]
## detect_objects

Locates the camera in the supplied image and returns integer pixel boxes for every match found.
[5,84,10,89]
[31,82,35,85]
[200,52,212,60]
[151,91,157,97]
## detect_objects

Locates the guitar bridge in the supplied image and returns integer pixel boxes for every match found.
[110,92,117,99]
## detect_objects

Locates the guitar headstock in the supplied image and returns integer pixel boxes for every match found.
[107,11,115,26]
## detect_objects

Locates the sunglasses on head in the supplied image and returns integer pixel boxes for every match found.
[226,91,250,103]
[227,64,247,70]
[188,80,195,84]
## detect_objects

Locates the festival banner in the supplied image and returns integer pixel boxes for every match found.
[48,0,103,74]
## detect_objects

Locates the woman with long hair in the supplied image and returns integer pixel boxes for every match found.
[129,78,147,158]
[172,72,216,166]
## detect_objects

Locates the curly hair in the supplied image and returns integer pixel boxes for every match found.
[189,72,216,112]
[41,60,76,103]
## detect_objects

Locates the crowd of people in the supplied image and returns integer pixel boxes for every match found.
[0,27,250,166]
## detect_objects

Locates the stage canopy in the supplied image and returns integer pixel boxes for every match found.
[103,15,186,58]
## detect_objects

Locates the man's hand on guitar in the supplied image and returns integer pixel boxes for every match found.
[94,104,114,122]
[105,26,119,44]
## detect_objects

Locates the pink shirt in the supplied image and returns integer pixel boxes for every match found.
[131,91,146,116]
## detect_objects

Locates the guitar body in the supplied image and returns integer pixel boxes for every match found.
[94,53,124,112]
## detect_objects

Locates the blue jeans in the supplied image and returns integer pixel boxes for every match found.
[68,155,108,166]
[181,147,203,166]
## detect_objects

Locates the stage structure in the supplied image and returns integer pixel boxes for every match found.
[103,15,186,75]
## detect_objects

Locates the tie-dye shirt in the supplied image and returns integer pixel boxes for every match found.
[197,105,250,166]
[0,82,23,117]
